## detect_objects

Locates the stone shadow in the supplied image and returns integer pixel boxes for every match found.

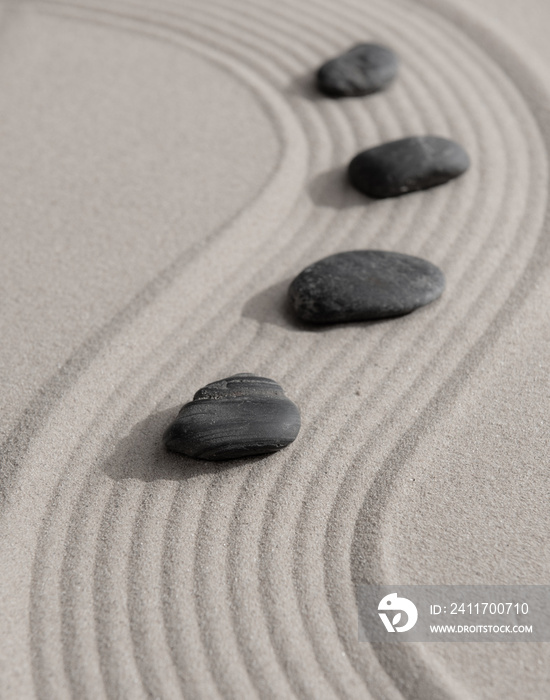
[307,166,372,210]
[285,73,326,102]
[241,277,304,331]
[102,407,270,482]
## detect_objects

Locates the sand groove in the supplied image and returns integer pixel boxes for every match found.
[1,0,549,698]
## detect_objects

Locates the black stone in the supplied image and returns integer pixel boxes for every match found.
[289,250,445,324]
[317,43,398,98]
[163,373,301,460]
[348,136,470,198]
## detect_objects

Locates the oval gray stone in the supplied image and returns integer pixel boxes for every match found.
[289,250,445,324]
[348,136,470,198]
[163,373,301,460]
[317,43,398,98]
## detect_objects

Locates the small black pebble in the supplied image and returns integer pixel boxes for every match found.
[317,43,398,98]
[163,373,301,460]
[289,250,445,324]
[348,136,470,198]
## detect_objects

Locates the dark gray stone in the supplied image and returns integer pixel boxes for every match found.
[317,43,398,98]
[348,136,470,198]
[163,373,301,461]
[289,250,445,324]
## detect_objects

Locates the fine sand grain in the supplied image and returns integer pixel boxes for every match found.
[1,0,549,698]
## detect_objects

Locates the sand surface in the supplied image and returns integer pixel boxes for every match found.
[1,0,549,697]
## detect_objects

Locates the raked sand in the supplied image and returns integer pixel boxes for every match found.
[1,0,549,697]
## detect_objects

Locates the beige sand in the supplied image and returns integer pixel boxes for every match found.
[0,0,549,697]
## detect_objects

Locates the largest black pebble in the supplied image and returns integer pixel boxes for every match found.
[289,250,445,324]
[348,136,470,198]
[163,374,301,460]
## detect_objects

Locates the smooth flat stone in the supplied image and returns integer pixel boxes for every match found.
[163,373,301,460]
[289,250,445,324]
[348,136,470,198]
[317,43,398,98]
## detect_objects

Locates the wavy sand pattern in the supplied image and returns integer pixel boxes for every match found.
[1,0,550,697]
